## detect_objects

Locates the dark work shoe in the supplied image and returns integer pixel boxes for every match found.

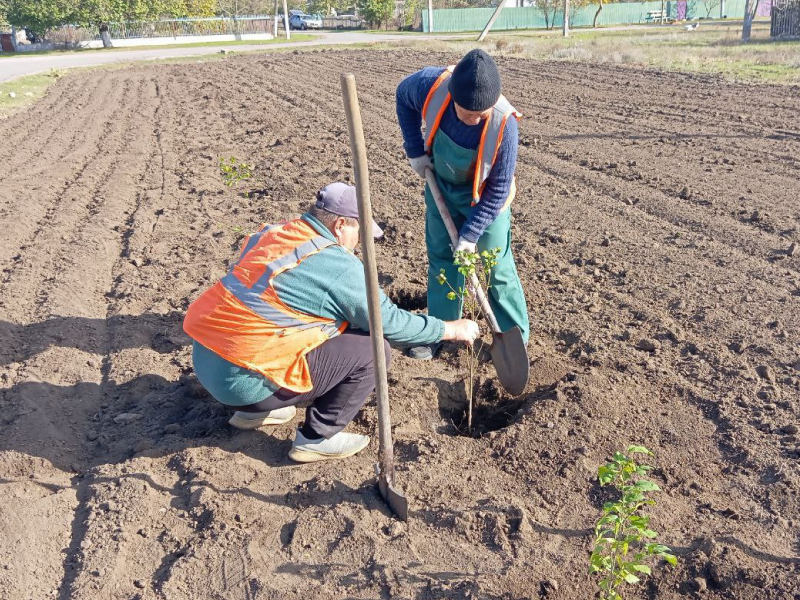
[408,343,442,360]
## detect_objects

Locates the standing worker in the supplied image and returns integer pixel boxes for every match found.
[396,49,529,360]
[183,182,479,463]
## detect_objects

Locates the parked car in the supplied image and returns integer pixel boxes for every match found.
[289,13,323,30]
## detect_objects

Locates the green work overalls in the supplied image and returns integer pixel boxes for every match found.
[424,127,530,343]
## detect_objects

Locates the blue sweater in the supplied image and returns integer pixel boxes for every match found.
[396,66,519,243]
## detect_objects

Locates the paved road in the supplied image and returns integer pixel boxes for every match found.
[0,31,466,83]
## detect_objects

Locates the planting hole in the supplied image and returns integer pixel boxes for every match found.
[438,378,526,437]
[388,287,426,311]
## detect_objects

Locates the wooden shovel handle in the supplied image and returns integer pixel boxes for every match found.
[340,73,395,480]
[424,168,502,334]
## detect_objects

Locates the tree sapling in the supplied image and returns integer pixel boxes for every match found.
[589,445,677,600]
[437,246,501,432]
[219,156,253,188]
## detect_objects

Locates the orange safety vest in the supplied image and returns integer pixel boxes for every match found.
[184,218,348,393]
[421,66,522,207]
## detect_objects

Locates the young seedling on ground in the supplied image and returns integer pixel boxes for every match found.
[437,247,501,433]
[219,156,253,188]
[590,445,677,600]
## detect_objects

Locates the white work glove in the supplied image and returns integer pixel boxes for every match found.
[454,237,477,254]
[444,319,480,345]
[408,154,433,179]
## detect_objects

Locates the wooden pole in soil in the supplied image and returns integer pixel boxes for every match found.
[340,73,408,521]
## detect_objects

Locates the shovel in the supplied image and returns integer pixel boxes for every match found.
[341,72,408,521]
[425,168,530,397]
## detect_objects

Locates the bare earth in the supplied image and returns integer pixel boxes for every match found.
[0,49,798,600]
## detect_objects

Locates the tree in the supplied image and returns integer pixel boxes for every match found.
[700,0,720,18]
[308,0,348,15]
[401,0,421,29]
[0,0,216,46]
[440,0,492,7]
[592,0,602,26]
[357,0,394,28]
[742,0,753,40]
[73,0,213,47]
[592,0,620,27]
[175,0,215,15]
[0,0,75,40]
[217,0,299,16]
[532,0,559,29]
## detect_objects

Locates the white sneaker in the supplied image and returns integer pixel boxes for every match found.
[228,406,297,430]
[288,428,370,463]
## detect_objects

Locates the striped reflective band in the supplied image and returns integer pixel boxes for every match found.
[221,235,337,330]
[474,97,515,201]
[232,223,276,267]
[422,71,452,153]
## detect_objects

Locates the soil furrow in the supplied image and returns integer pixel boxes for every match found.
[1,50,798,600]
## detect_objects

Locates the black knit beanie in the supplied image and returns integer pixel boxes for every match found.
[448,49,501,112]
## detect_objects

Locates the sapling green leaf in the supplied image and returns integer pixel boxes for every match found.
[219,156,253,188]
[589,446,676,600]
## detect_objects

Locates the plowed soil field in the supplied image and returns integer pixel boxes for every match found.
[1,49,799,600]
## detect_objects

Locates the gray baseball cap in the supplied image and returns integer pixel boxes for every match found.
[315,182,383,239]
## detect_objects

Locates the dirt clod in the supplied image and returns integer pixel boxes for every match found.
[636,338,660,352]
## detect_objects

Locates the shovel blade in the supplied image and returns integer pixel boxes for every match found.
[377,467,409,521]
[489,326,530,397]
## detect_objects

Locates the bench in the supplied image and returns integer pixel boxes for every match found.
[644,10,667,22]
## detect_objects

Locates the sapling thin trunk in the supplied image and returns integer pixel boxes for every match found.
[438,247,501,434]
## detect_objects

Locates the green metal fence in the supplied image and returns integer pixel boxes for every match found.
[422,1,751,33]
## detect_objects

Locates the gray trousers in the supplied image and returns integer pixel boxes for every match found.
[239,329,391,438]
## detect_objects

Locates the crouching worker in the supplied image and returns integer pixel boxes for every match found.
[183,182,479,463]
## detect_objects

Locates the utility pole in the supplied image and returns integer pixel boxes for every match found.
[428,0,434,33]
[283,0,290,39]
[273,0,279,37]
[477,3,505,42]
[563,0,570,37]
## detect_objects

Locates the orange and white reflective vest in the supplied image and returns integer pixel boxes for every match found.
[184,218,348,393]
[421,66,521,206]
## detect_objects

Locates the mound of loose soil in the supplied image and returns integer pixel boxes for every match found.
[0,49,798,600]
